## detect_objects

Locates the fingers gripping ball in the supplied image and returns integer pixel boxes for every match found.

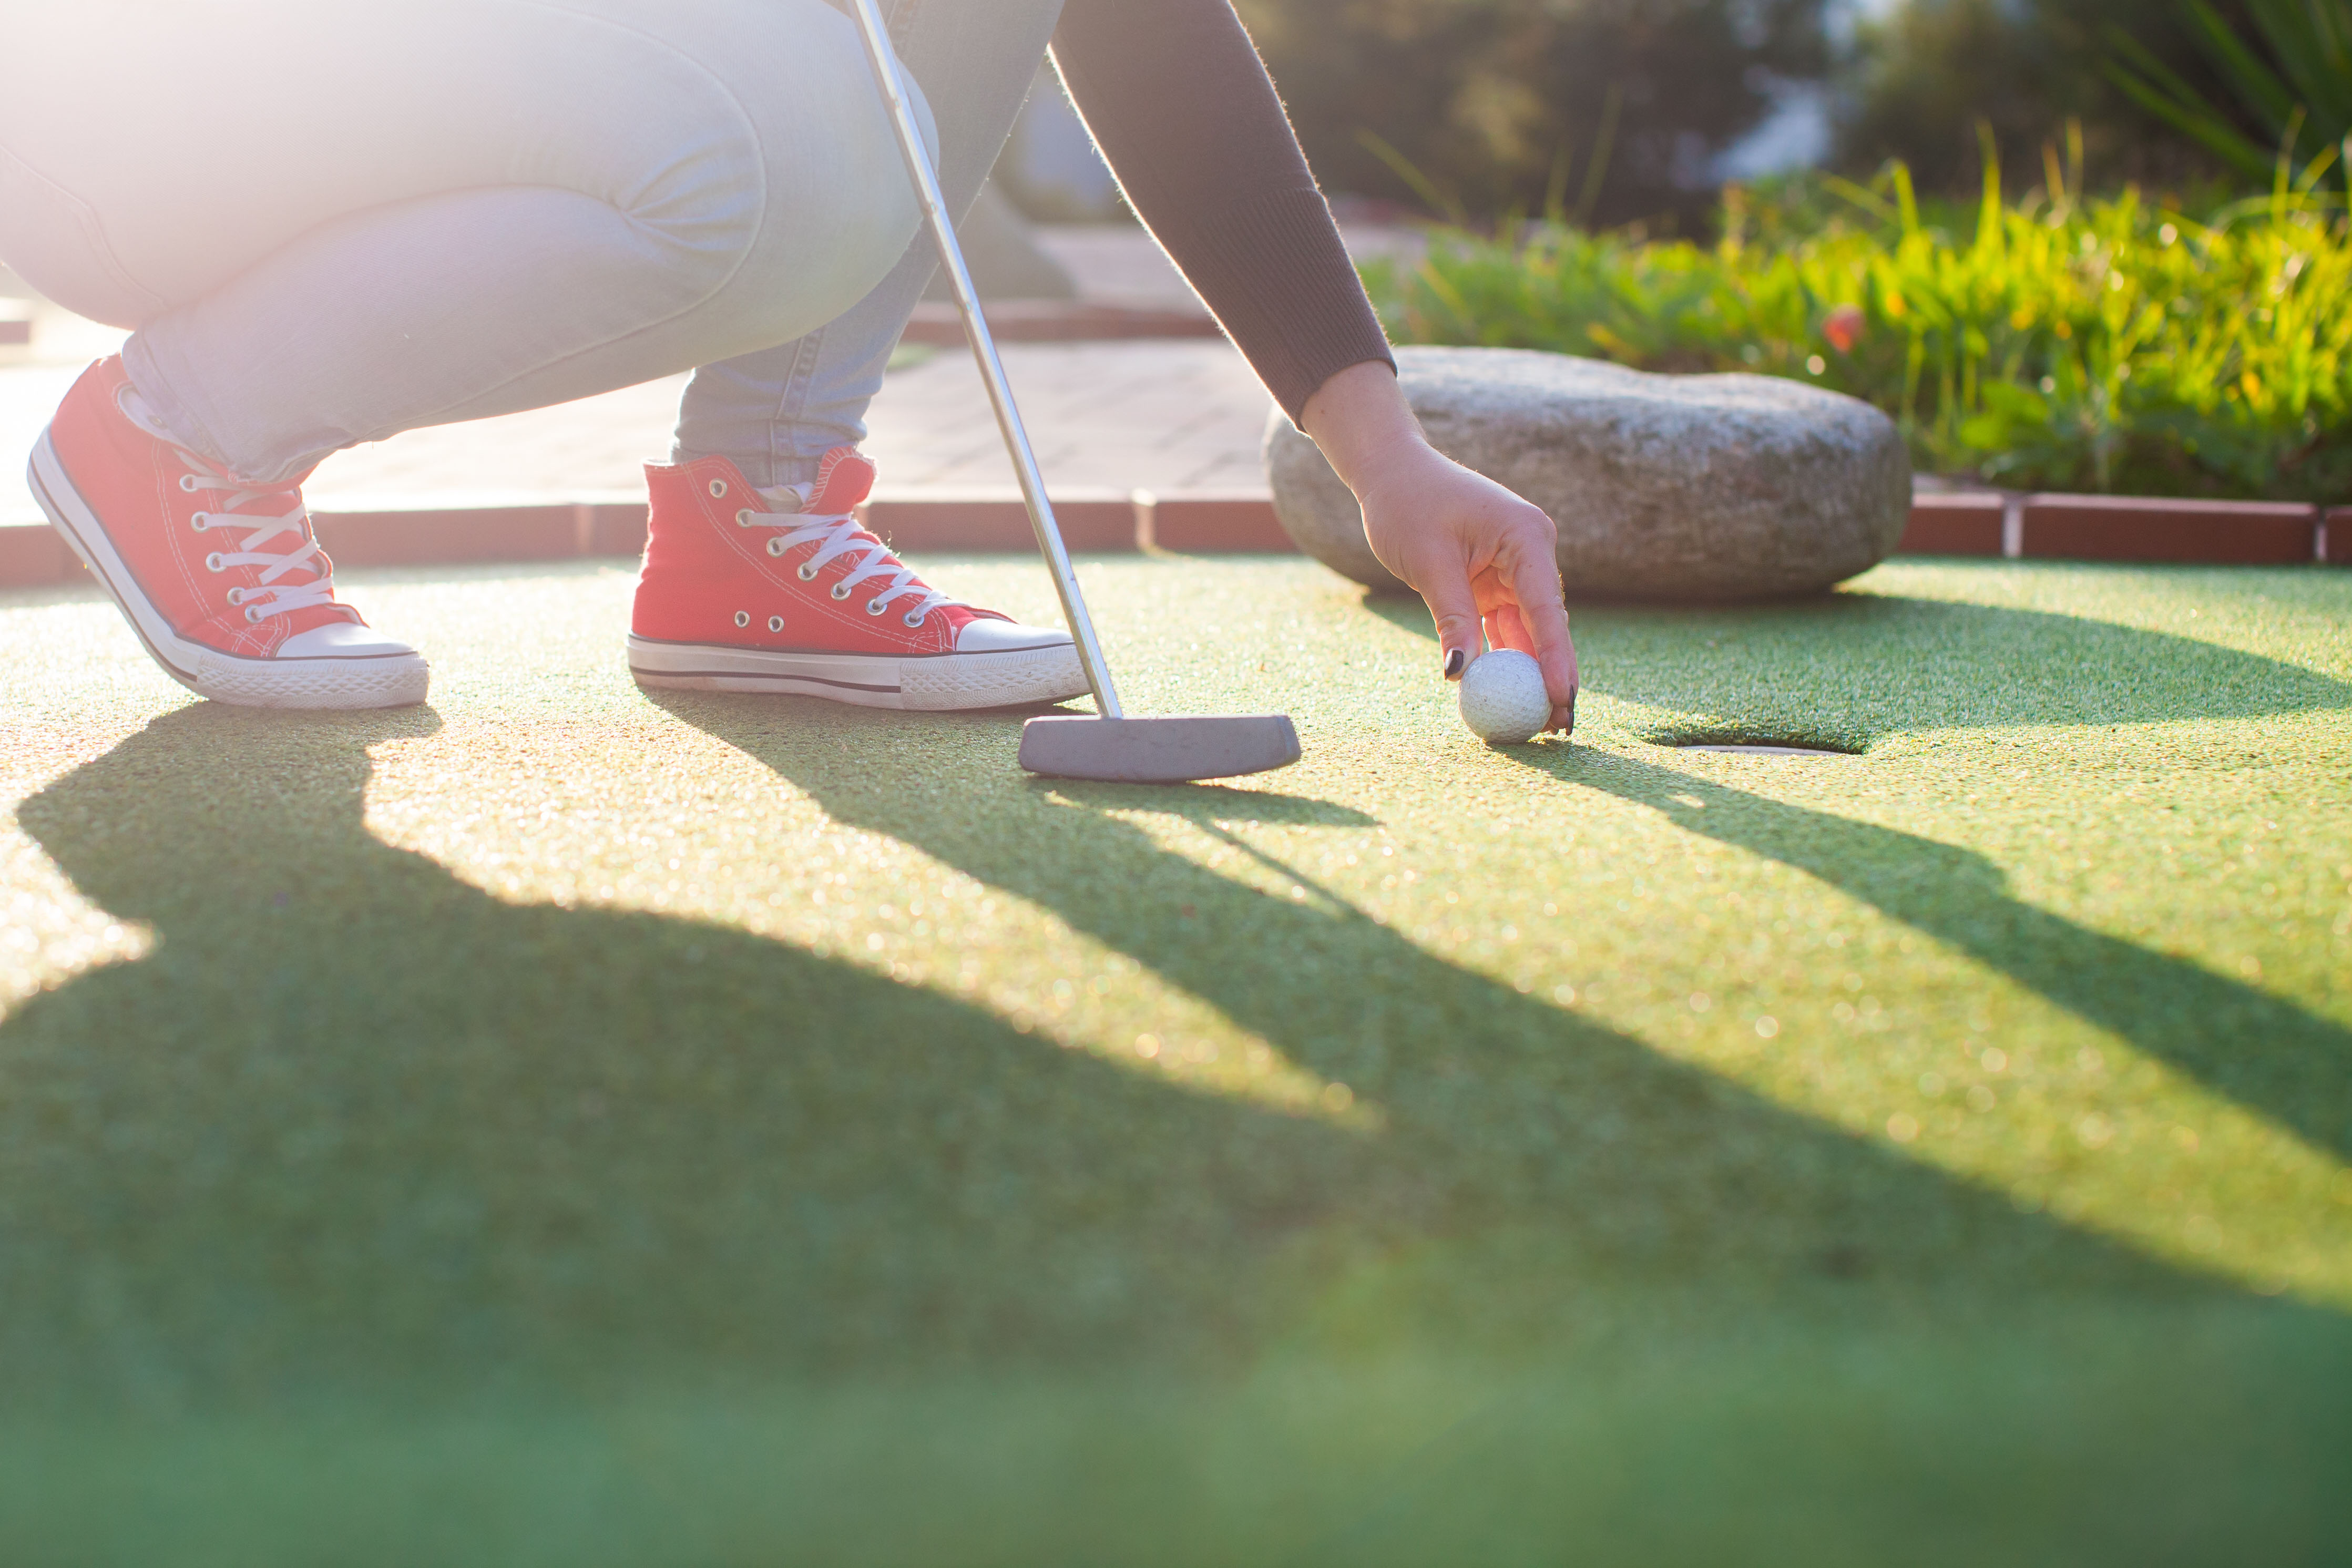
[1458,649,1551,744]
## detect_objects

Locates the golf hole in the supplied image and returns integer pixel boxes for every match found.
[1669,740,1856,757]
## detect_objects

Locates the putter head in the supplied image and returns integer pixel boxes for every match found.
[1018,714,1301,784]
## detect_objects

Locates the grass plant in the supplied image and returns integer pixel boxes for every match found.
[2,556,2348,1562]
[1362,150,2352,501]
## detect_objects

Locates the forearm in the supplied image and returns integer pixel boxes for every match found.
[1050,0,1394,423]
[1299,358,1429,496]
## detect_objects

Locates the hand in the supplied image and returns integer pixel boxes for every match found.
[1300,362,1578,733]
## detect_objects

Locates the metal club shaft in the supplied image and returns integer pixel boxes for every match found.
[848,0,1123,720]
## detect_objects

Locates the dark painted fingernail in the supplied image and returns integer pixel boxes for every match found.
[1444,648,1466,679]
[1566,688,1578,735]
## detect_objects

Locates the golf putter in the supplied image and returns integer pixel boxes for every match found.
[848,0,1300,784]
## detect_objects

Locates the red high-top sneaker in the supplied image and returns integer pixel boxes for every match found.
[628,450,1086,710]
[28,358,427,709]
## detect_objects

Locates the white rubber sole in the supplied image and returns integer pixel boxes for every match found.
[627,632,1087,711]
[28,433,430,710]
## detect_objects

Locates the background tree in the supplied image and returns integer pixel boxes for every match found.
[1234,0,1829,229]
[2108,0,2352,197]
[1834,0,2260,194]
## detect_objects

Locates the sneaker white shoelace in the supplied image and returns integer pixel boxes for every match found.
[749,489,961,627]
[122,388,340,626]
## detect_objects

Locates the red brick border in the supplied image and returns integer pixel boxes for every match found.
[2020,494,2317,565]
[0,524,74,585]
[311,505,580,567]
[1137,493,1290,552]
[857,494,1137,552]
[11,488,2352,590]
[578,503,651,558]
[1897,493,2005,557]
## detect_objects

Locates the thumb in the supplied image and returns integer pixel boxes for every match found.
[1415,559,1485,681]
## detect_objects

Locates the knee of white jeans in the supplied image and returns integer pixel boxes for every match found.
[631,38,938,332]
[616,121,777,306]
[0,144,169,328]
[722,67,937,342]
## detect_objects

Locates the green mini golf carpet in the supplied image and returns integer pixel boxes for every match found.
[1,556,2348,1565]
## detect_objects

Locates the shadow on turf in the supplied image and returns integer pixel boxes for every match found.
[657,691,2231,1318]
[1514,748,2352,1163]
[1363,589,2352,745]
[6,699,2347,1558]
[3,699,2234,1401]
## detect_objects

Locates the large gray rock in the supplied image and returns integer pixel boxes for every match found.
[1265,346,1911,601]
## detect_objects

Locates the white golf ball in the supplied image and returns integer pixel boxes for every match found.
[1458,649,1551,744]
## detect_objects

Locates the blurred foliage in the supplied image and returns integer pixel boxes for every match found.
[1234,0,1828,231]
[1836,0,2262,196]
[2108,0,2352,197]
[1363,149,2352,499]
[1224,1,2333,219]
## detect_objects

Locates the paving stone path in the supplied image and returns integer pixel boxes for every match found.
[1,224,1429,526]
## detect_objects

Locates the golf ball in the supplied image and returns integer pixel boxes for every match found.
[1458,649,1551,744]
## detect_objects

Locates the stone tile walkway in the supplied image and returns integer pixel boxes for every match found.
[0,342,1274,527]
[2,223,1430,526]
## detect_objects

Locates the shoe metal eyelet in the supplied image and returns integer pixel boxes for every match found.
[178,474,200,494]
[764,538,785,557]
[768,615,784,633]
[709,479,728,498]
[830,583,850,600]
[865,599,887,616]
[902,612,924,628]
[243,606,262,624]
[796,564,816,582]
[189,513,209,532]
[225,588,243,606]
[735,509,753,526]
[733,610,750,628]
[203,552,224,572]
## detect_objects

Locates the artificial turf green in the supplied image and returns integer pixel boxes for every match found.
[2,555,2349,1564]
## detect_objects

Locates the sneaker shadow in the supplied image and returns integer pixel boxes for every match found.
[0,704,1372,1406]
[1500,745,2352,1162]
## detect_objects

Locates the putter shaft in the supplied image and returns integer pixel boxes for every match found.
[848,0,1123,720]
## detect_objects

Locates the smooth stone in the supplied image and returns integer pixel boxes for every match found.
[1264,346,1913,601]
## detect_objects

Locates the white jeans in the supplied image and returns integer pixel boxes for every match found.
[0,0,1062,485]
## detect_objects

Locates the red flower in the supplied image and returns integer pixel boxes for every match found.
[1824,304,1866,355]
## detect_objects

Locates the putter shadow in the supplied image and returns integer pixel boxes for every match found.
[1505,745,2352,1163]
[1363,589,2352,745]
[1036,777,1379,827]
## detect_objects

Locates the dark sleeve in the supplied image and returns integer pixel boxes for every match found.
[1049,0,1395,425]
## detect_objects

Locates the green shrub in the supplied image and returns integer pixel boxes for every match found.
[1363,155,2352,500]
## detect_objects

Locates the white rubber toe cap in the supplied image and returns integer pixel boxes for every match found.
[277,620,420,660]
[955,618,1073,654]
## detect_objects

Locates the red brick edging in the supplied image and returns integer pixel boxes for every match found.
[0,493,1296,588]
[2,490,2343,589]
[1900,491,2341,565]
